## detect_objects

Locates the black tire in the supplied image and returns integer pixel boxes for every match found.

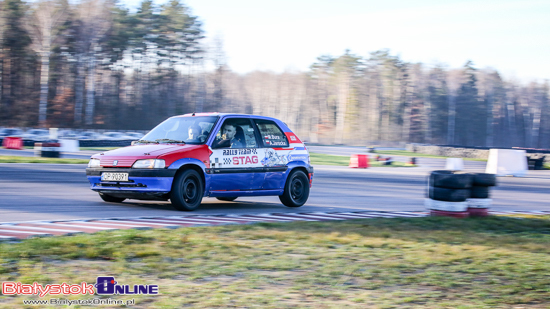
[429,171,473,189]
[470,186,490,198]
[427,186,469,202]
[99,193,126,203]
[170,169,204,211]
[279,170,310,207]
[471,173,497,187]
[216,197,238,202]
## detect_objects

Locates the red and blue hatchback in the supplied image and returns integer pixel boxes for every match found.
[86,113,313,211]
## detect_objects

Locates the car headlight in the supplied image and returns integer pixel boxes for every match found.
[132,159,165,169]
[88,158,100,168]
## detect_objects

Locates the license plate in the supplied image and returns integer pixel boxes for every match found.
[101,172,129,182]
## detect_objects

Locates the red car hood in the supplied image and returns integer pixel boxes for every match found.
[92,144,204,167]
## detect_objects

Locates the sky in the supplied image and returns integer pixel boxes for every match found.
[123,0,550,82]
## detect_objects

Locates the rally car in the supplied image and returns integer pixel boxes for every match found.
[85,113,313,211]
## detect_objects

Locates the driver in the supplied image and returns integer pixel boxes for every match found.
[214,123,245,148]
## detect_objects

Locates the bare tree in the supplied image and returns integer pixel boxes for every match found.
[73,0,113,126]
[446,69,464,144]
[0,2,5,108]
[25,0,67,126]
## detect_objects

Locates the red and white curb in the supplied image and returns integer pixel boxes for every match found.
[0,210,548,241]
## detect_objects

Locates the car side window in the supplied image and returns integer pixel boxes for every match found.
[254,119,289,148]
[212,118,257,149]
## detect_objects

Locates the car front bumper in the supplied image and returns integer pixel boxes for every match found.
[86,168,176,194]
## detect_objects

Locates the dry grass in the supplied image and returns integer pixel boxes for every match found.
[1,216,550,308]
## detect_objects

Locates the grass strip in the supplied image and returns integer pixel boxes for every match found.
[310,152,415,167]
[0,216,549,308]
[0,156,89,164]
[1,152,412,167]
[373,150,488,161]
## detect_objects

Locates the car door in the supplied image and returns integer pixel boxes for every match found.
[253,118,291,190]
[208,117,265,192]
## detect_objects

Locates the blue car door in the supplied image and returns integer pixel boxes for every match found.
[208,117,265,192]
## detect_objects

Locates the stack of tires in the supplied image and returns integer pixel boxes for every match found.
[466,173,497,217]
[426,171,472,218]
[425,171,497,218]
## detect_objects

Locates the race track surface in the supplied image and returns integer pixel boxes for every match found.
[1,155,550,223]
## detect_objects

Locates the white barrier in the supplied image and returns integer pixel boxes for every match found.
[485,149,527,177]
[424,199,468,211]
[59,139,80,152]
[445,158,464,171]
[49,128,58,140]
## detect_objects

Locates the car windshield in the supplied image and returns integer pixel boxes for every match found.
[140,116,218,144]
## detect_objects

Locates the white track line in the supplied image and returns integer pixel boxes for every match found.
[309,212,382,219]
[153,217,246,223]
[359,212,405,218]
[27,223,117,230]
[224,215,275,221]
[250,214,318,221]
[97,220,180,226]
[0,229,52,235]
[336,212,391,218]
[68,221,160,228]
[384,212,427,217]
[225,214,291,222]
[276,213,346,220]
[123,218,210,225]
[0,225,80,233]
[234,214,298,222]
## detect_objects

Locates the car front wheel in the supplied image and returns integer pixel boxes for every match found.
[279,170,310,207]
[171,169,204,211]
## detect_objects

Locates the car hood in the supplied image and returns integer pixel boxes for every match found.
[91,144,204,167]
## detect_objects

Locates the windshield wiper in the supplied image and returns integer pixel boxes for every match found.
[135,139,158,144]
[155,139,186,144]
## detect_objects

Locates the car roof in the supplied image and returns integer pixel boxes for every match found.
[170,113,291,132]
[172,113,281,122]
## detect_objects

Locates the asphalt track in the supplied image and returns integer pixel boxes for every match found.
[1,147,549,223]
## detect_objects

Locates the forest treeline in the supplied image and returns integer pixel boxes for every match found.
[1,0,549,148]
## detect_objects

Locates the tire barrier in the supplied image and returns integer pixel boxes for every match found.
[429,170,473,189]
[428,186,470,202]
[470,186,490,199]
[426,170,497,218]
[466,172,497,217]
[34,142,61,158]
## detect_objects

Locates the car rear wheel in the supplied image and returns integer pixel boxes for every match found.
[216,197,238,202]
[99,193,126,203]
[171,169,204,211]
[279,170,309,207]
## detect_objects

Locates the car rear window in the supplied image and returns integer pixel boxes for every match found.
[254,119,289,148]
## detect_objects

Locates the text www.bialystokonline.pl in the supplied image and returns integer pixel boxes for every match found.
[22,298,135,306]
